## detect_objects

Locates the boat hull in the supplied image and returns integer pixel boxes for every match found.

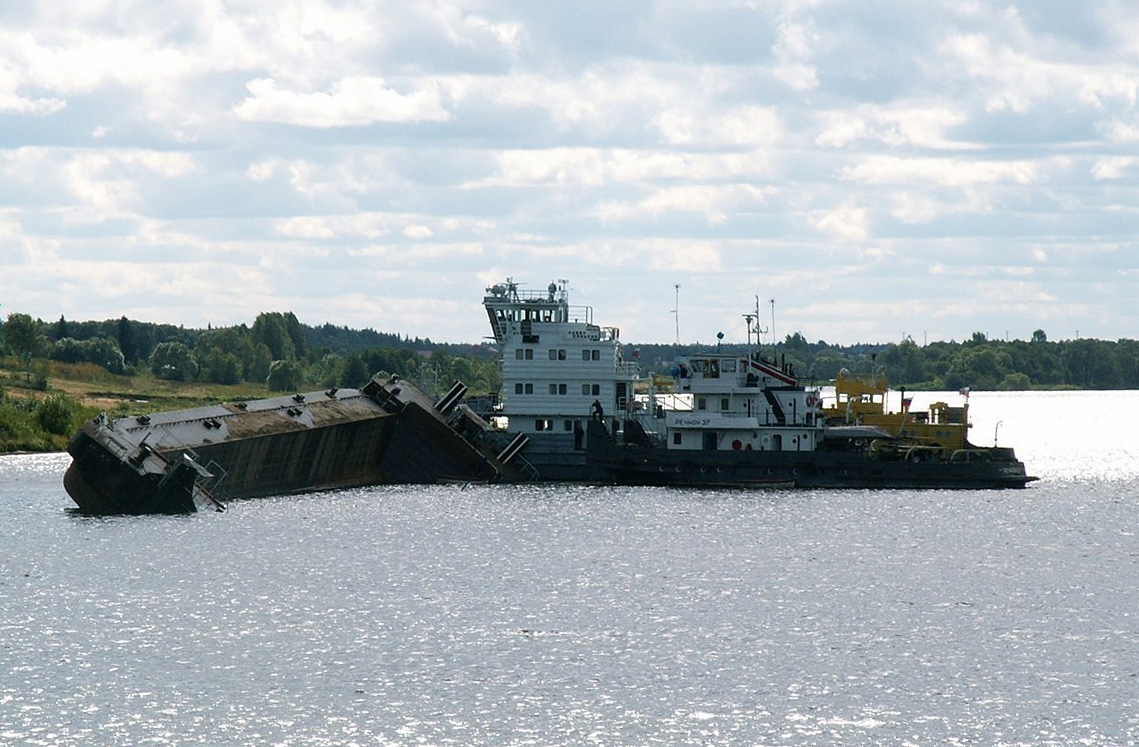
[63,378,521,514]
[580,420,1035,490]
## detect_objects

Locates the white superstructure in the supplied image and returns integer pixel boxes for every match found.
[666,353,823,452]
[483,280,639,436]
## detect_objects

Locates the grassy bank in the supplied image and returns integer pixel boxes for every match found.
[1,357,272,453]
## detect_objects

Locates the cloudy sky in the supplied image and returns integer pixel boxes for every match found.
[1,1,1137,347]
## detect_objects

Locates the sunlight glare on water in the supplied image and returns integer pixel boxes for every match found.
[2,392,1138,745]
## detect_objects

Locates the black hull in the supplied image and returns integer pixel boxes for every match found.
[65,433,202,514]
[580,421,1035,490]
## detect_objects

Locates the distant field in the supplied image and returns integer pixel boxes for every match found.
[1,358,271,452]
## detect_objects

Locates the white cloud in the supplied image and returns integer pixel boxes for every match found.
[234,76,451,127]
[0,0,1134,343]
[1092,156,1139,180]
[816,103,971,150]
[771,20,819,91]
[841,156,1036,188]
[814,205,869,240]
[403,225,434,239]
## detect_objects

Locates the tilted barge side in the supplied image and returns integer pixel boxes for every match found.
[64,376,530,514]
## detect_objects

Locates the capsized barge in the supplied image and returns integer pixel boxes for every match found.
[64,376,532,514]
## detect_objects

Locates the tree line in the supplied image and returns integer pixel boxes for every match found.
[632,329,1139,391]
[0,311,501,395]
[4,310,1139,393]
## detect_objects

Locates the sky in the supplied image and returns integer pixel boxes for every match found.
[1,1,1137,347]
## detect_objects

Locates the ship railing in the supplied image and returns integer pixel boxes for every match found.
[199,459,229,498]
[94,423,139,462]
[509,454,541,481]
[481,429,541,480]
[615,361,640,377]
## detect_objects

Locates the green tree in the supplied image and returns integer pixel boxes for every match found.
[199,348,243,385]
[150,341,198,381]
[944,345,1012,391]
[53,315,70,341]
[252,313,297,361]
[51,338,86,363]
[878,339,926,386]
[36,393,80,435]
[248,343,273,383]
[267,359,304,391]
[999,372,1032,390]
[116,316,138,363]
[339,354,369,388]
[1062,339,1119,388]
[90,338,126,373]
[282,311,308,359]
[4,313,47,380]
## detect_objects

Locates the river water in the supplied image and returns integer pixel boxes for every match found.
[2,391,1137,746]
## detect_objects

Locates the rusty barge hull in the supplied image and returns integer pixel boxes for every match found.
[64,377,521,514]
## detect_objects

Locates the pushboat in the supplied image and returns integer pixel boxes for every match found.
[62,278,1036,514]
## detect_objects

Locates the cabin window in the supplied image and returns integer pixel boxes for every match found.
[582,350,591,361]
[535,419,552,431]
[525,349,534,360]
[592,384,600,396]
[673,432,683,446]
[582,384,591,395]
[525,383,533,394]
[564,420,574,431]
[559,349,567,360]
[515,383,523,394]
[559,384,567,395]
[515,349,524,360]
[550,384,558,395]
[549,349,558,360]
[721,398,730,411]
[697,397,707,411]
[592,350,600,361]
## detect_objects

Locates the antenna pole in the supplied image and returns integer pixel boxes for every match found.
[672,284,680,345]
[770,299,776,356]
